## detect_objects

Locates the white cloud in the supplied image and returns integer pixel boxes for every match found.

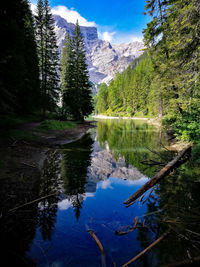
[98,31,116,43]
[112,33,143,44]
[30,3,36,14]
[51,5,96,27]
[30,3,143,45]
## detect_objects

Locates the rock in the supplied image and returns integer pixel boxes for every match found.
[53,15,144,86]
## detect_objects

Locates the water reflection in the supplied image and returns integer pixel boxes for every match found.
[96,119,168,176]
[61,134,94,220]
[1,119,199,266]
[136,161,200,266]
[37,150,61,240]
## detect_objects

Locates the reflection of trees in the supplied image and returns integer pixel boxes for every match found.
[0,165,40,266]
[136,161,200,266]
[37,150,61,241]
[97,119,167,176]
[61,134,93,220]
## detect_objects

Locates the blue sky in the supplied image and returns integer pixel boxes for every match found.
[30,0,150,43]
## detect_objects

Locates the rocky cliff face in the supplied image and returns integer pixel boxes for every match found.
[53,15,144,85]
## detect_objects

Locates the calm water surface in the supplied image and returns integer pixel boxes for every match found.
[1,119,200,266]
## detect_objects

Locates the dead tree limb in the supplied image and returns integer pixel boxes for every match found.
[124,145,192,207]
[9,192,57,212]
[21,162,36,168]
[121,231,169,267]
[87,230,105,254]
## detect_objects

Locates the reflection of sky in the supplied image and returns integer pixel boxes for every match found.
[28,177,149,266]
[58,192,95,210]
[58,177,149,211]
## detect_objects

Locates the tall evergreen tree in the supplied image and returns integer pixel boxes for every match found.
[0,0,40,114]
[61,21,93,121]
[35,0,60,115]
[61,34,76,116]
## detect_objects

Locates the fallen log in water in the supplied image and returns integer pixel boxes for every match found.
[122,231,169,267]
[9,192,57,213]
[87,230,105,254]
[124,145,192,207]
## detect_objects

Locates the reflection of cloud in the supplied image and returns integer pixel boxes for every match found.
[58,192,95,210]
[58,199,72,210]
[126,177,148,186]
[97,180,113,190]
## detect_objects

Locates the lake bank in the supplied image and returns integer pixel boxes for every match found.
[93,114,161,126]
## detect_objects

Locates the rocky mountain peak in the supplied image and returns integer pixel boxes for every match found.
[53,15,144,86]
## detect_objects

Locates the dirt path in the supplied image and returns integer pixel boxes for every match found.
[13,120,96,147]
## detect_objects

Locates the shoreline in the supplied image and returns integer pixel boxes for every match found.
[93,115,161,126]
[93,115,148,120]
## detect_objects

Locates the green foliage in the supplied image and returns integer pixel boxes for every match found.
[192,143,200,164]
[38,120,77,130]
[96,0,200,142]
[96,83,108,114]
[0,0,40,115]
[61,22,93,121]
[96,53,154,117]
[35,0,60,114]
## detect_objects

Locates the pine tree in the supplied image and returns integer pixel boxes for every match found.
[35,0,60,116]
[61,21,93,121]
[97,83,108,114]
[0,0,40,114]
[61,34,76,116]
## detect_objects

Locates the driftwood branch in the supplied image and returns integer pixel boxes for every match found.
[122,232,169,267]
[21,162,36,168]
[115,217,139,236]
[9,192,57,212]
[124,145,192,207]
[87,230,105,254]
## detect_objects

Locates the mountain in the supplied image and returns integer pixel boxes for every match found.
[53,15,144,85]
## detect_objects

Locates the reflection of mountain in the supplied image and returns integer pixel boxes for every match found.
[86,150,146,191]
[96,119,165,177]
[59,134,146,218]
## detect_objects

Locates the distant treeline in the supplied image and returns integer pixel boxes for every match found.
[96,0,200,141]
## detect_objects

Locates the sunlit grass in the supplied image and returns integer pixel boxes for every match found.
[38,120,77,131]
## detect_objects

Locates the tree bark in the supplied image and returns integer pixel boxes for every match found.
[124,145,192,206]
[122,231,169,267]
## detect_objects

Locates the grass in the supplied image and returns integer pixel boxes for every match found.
[38,120,77,131]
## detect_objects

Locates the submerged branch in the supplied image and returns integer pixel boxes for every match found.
[9,192,58,213]
[124,145,192,207]
[87,230,105,255]
[122,231,169,267]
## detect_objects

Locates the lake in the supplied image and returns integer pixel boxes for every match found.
[1,119,200,266]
